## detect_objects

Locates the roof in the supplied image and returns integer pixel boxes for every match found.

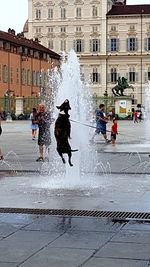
[0,29,60,60]
[107,5,150,16]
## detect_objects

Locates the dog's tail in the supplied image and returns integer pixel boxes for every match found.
[71,149,78,152]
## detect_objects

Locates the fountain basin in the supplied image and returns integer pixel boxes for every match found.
[0,172,150,213]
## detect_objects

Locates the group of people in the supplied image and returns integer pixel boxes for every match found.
[91,104,118,145]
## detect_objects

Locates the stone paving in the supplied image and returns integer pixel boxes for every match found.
[0,213,150,267]
[0,120,150,266]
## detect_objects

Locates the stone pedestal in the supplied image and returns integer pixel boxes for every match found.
[15,97,24,116]
[115,97,132,117]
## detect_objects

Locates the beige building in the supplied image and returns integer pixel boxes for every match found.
[24,0,150,106]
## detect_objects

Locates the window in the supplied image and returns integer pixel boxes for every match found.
[60,40,66,51]
[21,69,27,85]
[10,67,13,84]
[90,39,100,52]
[2,65,8,83]
[92,67,100,83]
[76,26,82,32]
[144,38,150,51]
[127,38,137,51]
[36,27,41,33]
[32,71,36,86]
[111,38,119,52]
[76,7,81,18]
[48,8,53,19]
[36,71,40,86]
[148,67,150,80]
[16,68,19,84]
[36,9,41,20]
[111,68,117,83]
[61,8,66,19]
[60,26,66,33]
[129,67,135,83]
[74,39,84,53]
[27,70,31,85]
[92,26,98,33]
[92,6,98,17]
[48,40,53,50]
[111,25,116,31]
[129,25,135,31]
[48,27,53,33]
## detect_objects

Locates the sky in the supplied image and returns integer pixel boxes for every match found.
[0,0,149,33]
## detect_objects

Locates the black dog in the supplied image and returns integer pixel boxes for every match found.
[54,99,78,166]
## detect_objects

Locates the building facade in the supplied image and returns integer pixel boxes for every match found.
[24,0,150,106]
[0,28,60,114]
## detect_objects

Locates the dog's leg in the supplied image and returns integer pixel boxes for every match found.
[57,149,66,164]
[68,151,73,167]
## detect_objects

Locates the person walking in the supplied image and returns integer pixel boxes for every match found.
[34,104,52,162]
[133,110,138,123]
[90,103,110,143]
[111,117,118,145]
[29,108,38,140]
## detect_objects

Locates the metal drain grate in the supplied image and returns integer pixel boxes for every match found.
[0,208,150,221]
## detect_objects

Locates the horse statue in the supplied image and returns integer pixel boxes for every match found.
[112,77,134,96]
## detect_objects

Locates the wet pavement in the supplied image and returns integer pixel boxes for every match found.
[0,213,149,267]
[0,120,150,266]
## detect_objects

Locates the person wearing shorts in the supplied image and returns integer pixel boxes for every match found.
[111,117,118,145]
[91,104,109,143]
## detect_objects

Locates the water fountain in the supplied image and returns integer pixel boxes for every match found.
[1,51,150,213]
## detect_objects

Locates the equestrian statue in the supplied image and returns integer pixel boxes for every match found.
[112,77,134,96]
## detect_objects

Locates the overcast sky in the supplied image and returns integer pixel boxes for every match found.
[0,0,149,33]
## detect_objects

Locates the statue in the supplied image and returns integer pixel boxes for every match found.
[112,76,134,96]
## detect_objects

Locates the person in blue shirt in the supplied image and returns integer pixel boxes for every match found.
[90,104,110,143]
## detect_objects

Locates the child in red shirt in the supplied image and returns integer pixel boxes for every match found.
[111,118,118,145]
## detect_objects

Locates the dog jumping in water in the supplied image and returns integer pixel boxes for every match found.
[54,99,78,166]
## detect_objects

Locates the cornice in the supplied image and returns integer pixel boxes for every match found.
[74,0,84,5]
[58,33,68,38]
[46,1,55,6]
[33,1,43,7]
[90,0,100,4]
[90,32,100,37]
[59,1,68,6]
[75,32,84,37]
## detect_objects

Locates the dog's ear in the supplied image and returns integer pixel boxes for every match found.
[56,106,60,110]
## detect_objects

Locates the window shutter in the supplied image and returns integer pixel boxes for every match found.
[144,38,148,51]
[98,40,100,52]
[98,73,100,83]
[145,72,148,82]
[126,72,129,80]
[135,72,138,82]
[107,73,111,83]
[135,38,138,51]
[81,40,84,52]
[116,39,119,52]
[73,40,76,51]
[117,73,120,80]
[106,39,111,52]
[90,40,92,52]
[126,38,129,51]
